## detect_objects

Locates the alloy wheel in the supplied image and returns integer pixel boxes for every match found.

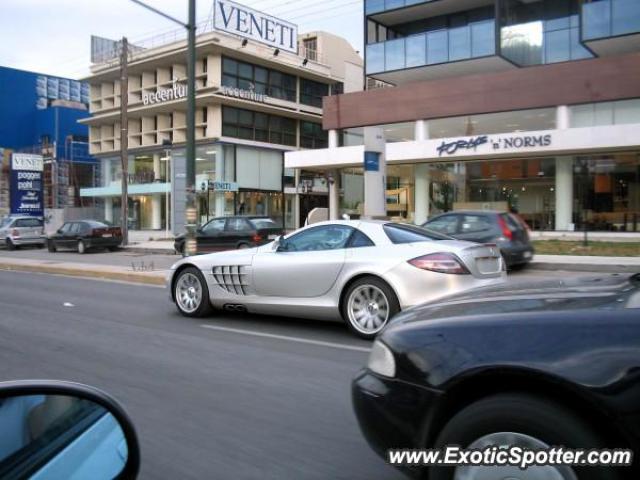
[176,272,203,314]
[454,432,578,480]
[347,284,390,335]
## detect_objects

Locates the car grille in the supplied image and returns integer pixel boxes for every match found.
[212,266,249,295]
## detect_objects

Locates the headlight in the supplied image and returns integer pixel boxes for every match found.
[368,340,396,378]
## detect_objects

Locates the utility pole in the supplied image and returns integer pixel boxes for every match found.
[120,37,129,245]
[130,0,197,255]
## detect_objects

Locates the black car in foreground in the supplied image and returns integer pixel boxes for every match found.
[423,210,534,268]
[353,274,640,480]
[174,216,283,254]
[48,220,122,253]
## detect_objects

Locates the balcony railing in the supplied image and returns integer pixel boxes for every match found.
[365,0,433,16]
[366,20,495,75]
[582,0,640,41]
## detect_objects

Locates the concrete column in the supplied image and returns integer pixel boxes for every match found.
[151,194,162,230]
[414,163,431,225]
[328,129,339,148]
[104,197,113,223]
[363,127,387,218]
[556,105,570,130]
[215,146,225,217]
[414,120,429,141]
[555,156,574,231]
[101,158,112,185]
[294,169,301,229]
[153,153,161,181]
[328,169,339,220]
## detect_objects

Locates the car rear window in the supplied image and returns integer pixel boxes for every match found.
[250,218,278,229]
[84,221,110,228]
[383,223,451,244]
[0,217,12,228]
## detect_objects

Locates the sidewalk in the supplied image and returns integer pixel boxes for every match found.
[125,240,176,255]
[0,256,166,286]
[530,255,640,273]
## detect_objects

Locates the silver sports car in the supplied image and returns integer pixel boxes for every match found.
[167,220,506,339]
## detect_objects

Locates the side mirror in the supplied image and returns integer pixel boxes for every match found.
[56,229,63,234]
[0,380,140,479]
[273,235,286,252]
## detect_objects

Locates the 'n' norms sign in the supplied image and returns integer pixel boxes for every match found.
[214,0,298,53]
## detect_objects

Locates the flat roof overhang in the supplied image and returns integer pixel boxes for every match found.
[79,91,323,126]
[584,33,640,57]
[369,55,516,86]
[368,0,494,27]
[285,124,640,170]
[324,52,640,130]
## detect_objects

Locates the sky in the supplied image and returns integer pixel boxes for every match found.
[0,0,364,79]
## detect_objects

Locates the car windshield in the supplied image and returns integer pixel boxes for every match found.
[250,218,278,229]
[384,223,452,244]
[84,221,110,228]
[0,217,13,228]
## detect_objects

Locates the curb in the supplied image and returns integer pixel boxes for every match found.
[529,262,639,274]
[125,246,178,255]
[0,262,166,286]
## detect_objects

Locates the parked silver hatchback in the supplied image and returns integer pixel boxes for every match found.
[0,215,45,250]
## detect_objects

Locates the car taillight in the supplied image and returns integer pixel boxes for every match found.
[497,215,513,241]
[11,229,19,237]
[408,253,470,275]
[252,234,263,243]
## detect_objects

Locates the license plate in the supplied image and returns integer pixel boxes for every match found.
[103,234,113,238]
[268,235,279,240]
[523,251,532,259]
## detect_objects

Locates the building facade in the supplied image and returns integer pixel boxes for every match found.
[286,0,640,233]
[0,66,95,217]
[80,14,362,233]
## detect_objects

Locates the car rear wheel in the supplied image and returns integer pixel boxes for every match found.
[342,276,399,339]
[6,238,16,251]
[47,240,57,252]
[174,267,212,317]
[429,393,621,480]
[77,240,86,254]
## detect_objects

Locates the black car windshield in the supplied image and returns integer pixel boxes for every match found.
[384,223,452,244]
[250,218,278,229]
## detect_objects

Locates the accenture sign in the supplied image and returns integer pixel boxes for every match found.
[143,80,187,106]
[214,0,298,54]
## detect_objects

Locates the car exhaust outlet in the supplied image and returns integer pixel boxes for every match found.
[223,304,247,312]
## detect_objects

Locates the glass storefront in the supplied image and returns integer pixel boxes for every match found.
[338,153,640,231]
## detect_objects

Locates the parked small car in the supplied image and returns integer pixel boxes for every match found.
[353,273,640,479]
[174,216,284,254]
[47,220,122,253]
[0,215,45,250]
[423,210,534,268]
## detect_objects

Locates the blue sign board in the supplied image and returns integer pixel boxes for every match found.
[364,151,380,172]
[10,153,44,217]
[208,180,239,192]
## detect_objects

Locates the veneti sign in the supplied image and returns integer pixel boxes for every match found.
[10,153,44,217]
[214,0,298,53]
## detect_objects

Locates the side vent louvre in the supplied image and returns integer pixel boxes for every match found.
[212,265,248,296]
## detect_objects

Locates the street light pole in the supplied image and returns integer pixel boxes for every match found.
[130,0,197,254]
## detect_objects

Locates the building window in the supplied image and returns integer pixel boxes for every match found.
[303,37,317,61]
[222,106,297,146]
[202,57,208,73]
[222,56,296,102]
[300,121,328,149]
[300,78,329,108]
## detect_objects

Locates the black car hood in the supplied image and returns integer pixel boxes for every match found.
[392,273,640,326]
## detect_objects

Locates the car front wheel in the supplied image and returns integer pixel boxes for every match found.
[429,393,622,480]
[47,240,57,252]
[341,276,399,340]
[6,238,16,250]
[77,240,86,254]
[174,267,212,317]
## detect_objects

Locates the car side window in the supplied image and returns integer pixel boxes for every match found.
[282,225,353,252]
[425,215,459,235]
[26,218,42,227]
[201,219,226,234]
[59,223,72,234]
[460,215,492,233]
[225,218,251,232]
[347,229,375,248]
[69,223,81,235]
[14,219,28,228]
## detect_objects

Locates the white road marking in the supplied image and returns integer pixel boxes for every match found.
[63,302,75,307]
[200,324,371,353]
